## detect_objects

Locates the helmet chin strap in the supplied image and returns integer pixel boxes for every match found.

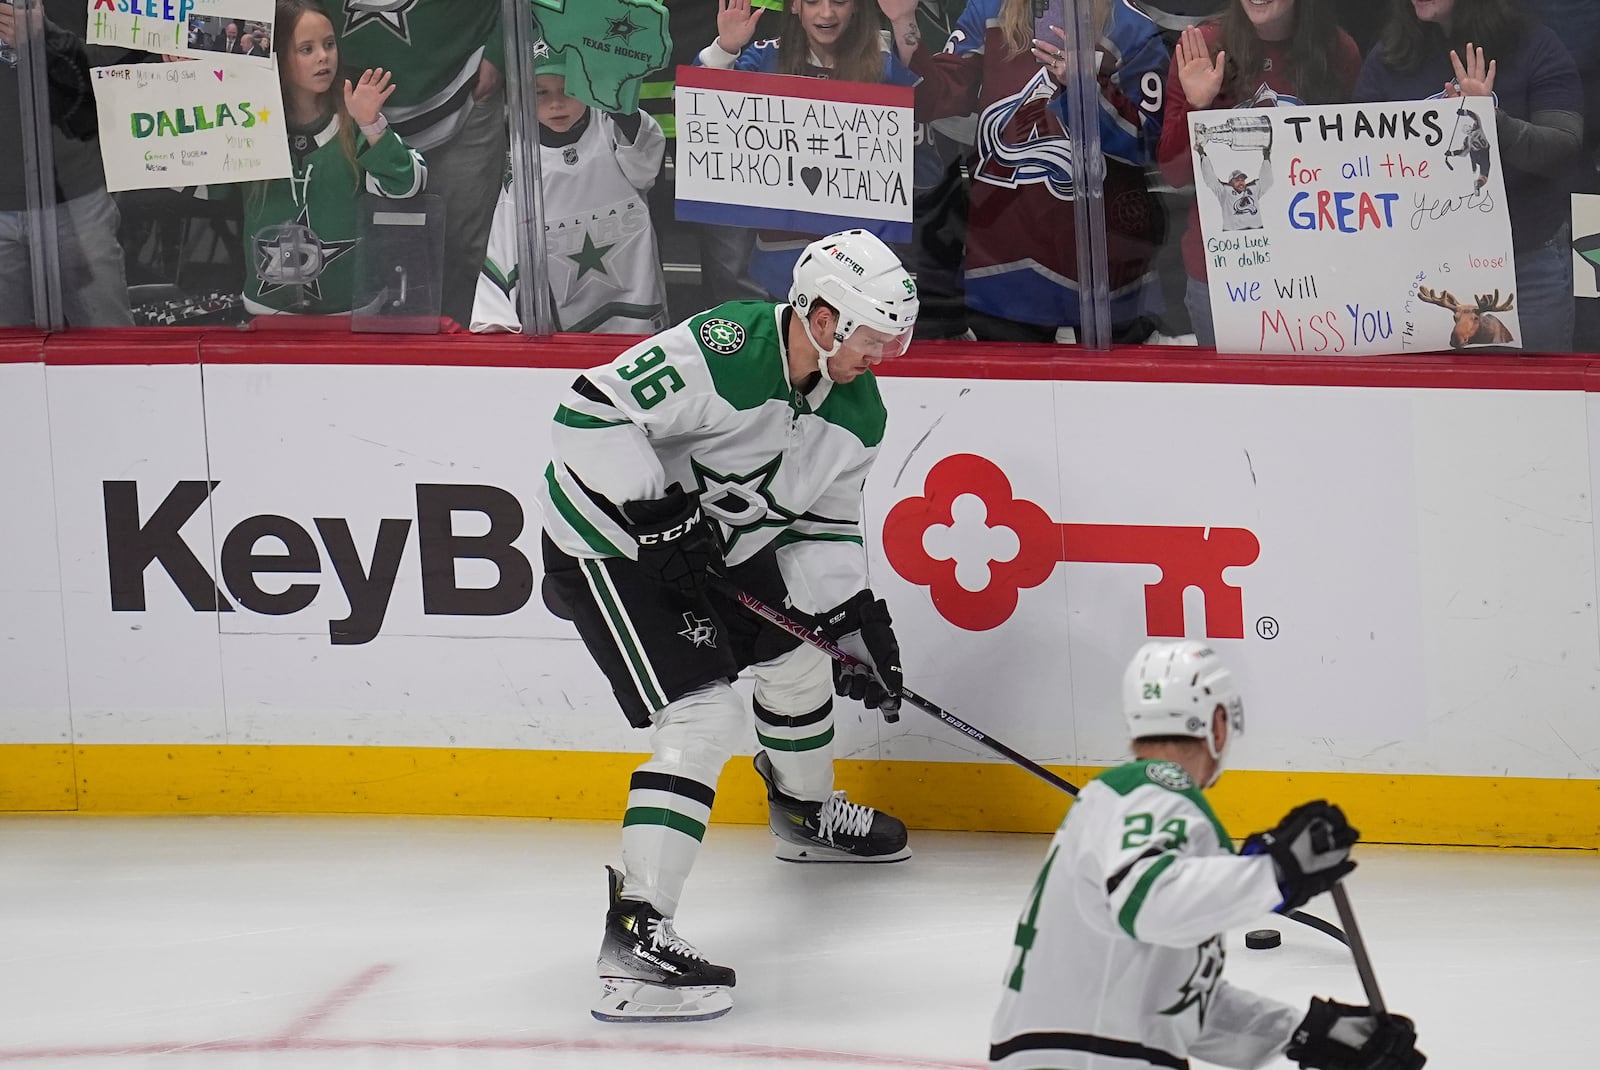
[798,309,844,384]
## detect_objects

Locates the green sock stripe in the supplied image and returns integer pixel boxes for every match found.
[623,806,708,842]
[755,726,836,752]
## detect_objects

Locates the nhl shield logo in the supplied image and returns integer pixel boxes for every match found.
[699,318,746,354]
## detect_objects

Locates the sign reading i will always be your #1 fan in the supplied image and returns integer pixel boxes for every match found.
[674,66,914,244]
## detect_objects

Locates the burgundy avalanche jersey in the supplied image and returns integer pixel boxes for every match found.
[911,0,1168,328]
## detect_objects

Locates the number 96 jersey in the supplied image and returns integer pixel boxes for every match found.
[538,300,887,615]
[990,760,1300,1070]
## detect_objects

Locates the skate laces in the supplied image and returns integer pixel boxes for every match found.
[817,791,875,841]
[647,917,707,962]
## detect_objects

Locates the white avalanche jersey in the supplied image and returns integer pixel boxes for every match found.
[538,301,886,614]
[472,110,668,334]
[991,760,1301,1070]
[1200,153,1273,233]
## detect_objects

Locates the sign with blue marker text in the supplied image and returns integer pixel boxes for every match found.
[92,61,289,192]
[1192,98,1517,355]
[674,66,914,243]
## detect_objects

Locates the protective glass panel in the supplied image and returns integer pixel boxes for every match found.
[1138,0,1596,356]
[54,0,507,331]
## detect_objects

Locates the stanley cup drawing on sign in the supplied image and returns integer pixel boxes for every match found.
[1195,115,1274,233]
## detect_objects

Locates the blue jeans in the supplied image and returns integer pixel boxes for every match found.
[1184,275,1216,349]
[1515,224,1575,353]
[0,190,132,328]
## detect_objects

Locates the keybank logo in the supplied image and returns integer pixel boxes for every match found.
[103,481,532,645]
[883,455,1260,637]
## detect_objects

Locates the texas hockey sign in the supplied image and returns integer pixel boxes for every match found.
[883,454,1260,639]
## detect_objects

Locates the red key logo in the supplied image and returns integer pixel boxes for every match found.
[884,454,1261,637]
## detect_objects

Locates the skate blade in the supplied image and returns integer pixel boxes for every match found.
[773,839,913,863]
[591,978,733,1023]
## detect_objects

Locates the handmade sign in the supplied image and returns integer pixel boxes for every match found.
[1192,97,1518,355]
[674,66,914,243]
[87,0,276,65]
[92,61,289,192]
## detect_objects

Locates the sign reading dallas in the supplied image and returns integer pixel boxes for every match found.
[674,66,914,243]
[1191,97,1517,355]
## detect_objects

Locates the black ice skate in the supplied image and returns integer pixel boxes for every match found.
[752,750,912,863]
[592,865,735,1023]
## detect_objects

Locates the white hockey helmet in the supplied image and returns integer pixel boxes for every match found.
[1121,640,1245,781]
[788,229,918,371]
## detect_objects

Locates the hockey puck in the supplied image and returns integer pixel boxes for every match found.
[1245,928,1282,949]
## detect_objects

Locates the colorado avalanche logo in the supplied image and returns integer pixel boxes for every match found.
[1240,83,1306,109]
[975,68,1076,201]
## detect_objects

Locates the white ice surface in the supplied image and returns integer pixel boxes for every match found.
[0,815,1592,1066]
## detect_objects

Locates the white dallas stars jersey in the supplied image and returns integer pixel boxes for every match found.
[538,300,885,615]
[472,110,667,334]
[991,760,1300,1070]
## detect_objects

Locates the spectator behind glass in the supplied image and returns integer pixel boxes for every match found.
[900,0,1170,344]
[1355,0,1584,354]
[331,0,505,330]
[202,0,425,317]
[471,54,668,334]
[221,21,243,53]
[697,0,919,302]
[0,0,132,327]
[1156,0,1360,348]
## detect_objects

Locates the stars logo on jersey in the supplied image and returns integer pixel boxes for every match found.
[1159,936,1225,1026]
[692,455,800,552]
[1145,761,1195,792]
[252,206,358,300]
[569,233,616,279]
[678,612,717,648]
[343,0,421,43]
[698,318,746,355]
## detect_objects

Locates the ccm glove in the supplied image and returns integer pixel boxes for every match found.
[620,484,721,597]
[1242,800,1358,911]
[1286,998,1426,1070]
[820,590,903,721]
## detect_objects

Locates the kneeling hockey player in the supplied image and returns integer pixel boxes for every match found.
[990,640,1426,1070]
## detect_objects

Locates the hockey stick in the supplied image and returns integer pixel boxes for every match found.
[716,578,1348,945]
[712,578,1080,795]
[1330,883,1385,1014]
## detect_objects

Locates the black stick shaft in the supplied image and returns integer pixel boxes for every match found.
[1331,883,1385,1014]
[718,579,1345,945]
[716,582,1079,795]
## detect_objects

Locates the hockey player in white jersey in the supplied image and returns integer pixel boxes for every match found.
[990,641,1425,1070]
[538,229,919,1023]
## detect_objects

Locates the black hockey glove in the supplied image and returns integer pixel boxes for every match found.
[620,485,721,598]
[1285,998,1426,1070]
[1241,800,1358,912]
[819,590,903,722]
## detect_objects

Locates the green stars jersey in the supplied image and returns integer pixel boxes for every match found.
[538,300,887,615]
[990,760,1301,1070]
[221,115,425,317]
[331,0,505,151]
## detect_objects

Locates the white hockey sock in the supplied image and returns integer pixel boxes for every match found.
[754,697,837,802]
[620,682,742,916]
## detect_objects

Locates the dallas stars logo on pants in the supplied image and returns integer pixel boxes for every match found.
[678,612,716,648]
